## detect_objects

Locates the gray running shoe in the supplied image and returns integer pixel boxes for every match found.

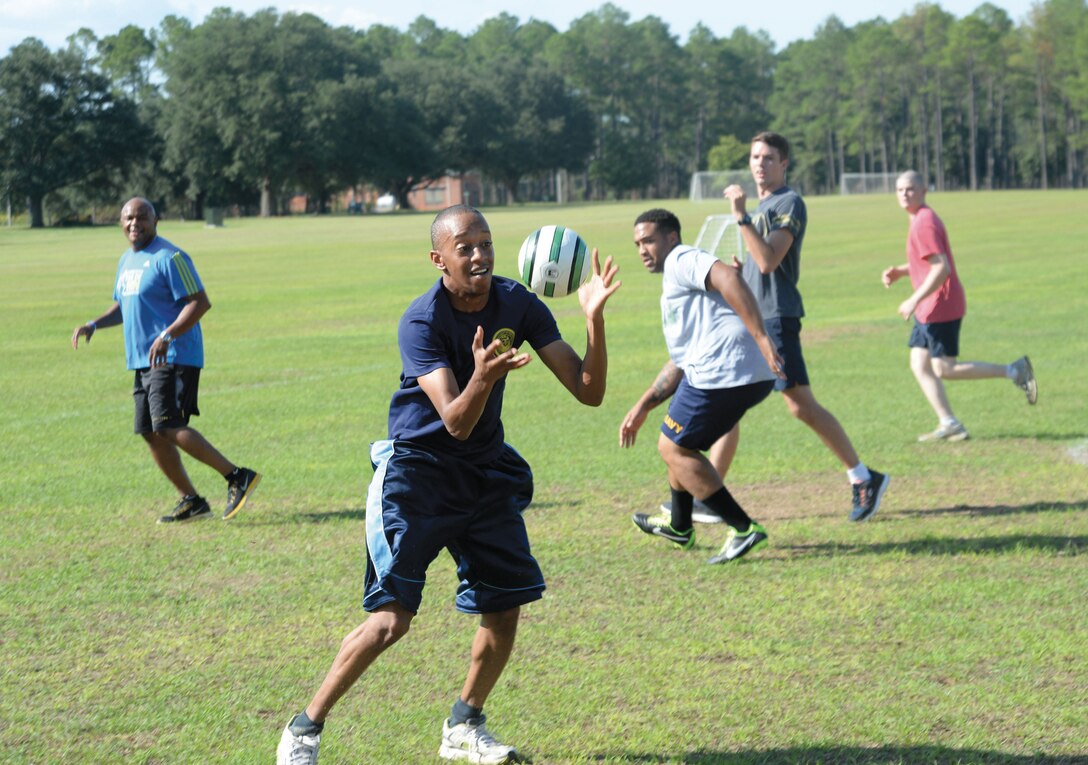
[917,422,969,442]
[1010,356,1037,405]
[157,495,211,524]
[850,470,890,522]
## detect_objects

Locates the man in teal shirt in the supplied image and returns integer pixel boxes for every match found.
[71,197,261,524]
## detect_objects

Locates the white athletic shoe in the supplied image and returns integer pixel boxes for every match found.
[277,724,320,765]
[658,500,724,524]
[438,718,517,764]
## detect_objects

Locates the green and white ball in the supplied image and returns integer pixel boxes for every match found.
[517,225,592,298]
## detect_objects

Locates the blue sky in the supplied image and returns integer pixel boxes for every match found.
[1,0,1037,56]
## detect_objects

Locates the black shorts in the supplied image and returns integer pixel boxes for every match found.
[909,318,961,358]
[133,365,201,434]
[765,316,809,391]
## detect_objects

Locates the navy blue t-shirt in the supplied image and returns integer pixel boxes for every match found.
[387,276,563,462]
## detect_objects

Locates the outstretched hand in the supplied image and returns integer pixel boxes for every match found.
[472,325,532,383]
[577,248,621,319]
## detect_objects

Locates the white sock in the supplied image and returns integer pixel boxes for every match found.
[847,463,871,484]
[940,416,959,426]
[1005,364,1016,379]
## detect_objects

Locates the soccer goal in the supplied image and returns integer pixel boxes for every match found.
[689,171,757,203]
[840,172,898,195]
[693,214,745,263]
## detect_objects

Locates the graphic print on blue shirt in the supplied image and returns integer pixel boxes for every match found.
[113,236,205,370]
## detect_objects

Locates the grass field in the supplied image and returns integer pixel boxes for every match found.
[1,190,1086,764]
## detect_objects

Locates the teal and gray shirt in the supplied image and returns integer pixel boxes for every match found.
[741,185,806,319]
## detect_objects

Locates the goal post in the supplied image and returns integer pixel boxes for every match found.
[693,214,745,264]
[689,171,756,203]
[840,172,899,195]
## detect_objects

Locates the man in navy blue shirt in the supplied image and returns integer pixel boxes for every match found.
[71,197,260,524]
[277,205,620,765]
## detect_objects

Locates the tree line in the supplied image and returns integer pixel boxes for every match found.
[1,0,1084,227]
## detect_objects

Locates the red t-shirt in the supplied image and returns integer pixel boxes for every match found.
[907,206,966,323]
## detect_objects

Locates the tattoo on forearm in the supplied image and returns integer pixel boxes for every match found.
[649,368,678,403]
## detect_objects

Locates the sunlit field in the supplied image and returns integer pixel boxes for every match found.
[1,190,1085,764]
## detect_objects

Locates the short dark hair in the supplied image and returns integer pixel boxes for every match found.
[635,208,682,242]
[751,131,790,162]
[431,204,484,248]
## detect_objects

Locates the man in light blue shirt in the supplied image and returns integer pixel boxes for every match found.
[71,197,260,524]
[620,208,784,564]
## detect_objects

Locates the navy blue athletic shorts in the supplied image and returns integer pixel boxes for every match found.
[909,318,961,358]
[363,439,544,615]
[132,364,201,434]
[765,317,809,391]
[661,377,775,452]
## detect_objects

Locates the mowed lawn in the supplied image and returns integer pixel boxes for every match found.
[1,190,1085,764]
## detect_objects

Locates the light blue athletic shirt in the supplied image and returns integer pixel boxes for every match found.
[661,244,774,389]
[112,236,205,370]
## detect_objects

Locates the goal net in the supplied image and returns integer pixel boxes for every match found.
[693,214,745,263]
[689,171,756,203]
[840,172,898,195]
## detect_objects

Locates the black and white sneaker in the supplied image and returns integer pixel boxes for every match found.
[224,467,262,520]
[849,470,889,522]
[158,495,212,524]
[632,512,695,550]
[707,522,768,564]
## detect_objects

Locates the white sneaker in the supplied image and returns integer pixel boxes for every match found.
[439,718,517,764]
[658,500,724,524]
[277,724,320,765]
[917,421,969,442]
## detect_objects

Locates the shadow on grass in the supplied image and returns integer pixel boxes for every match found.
[897,498,1088,518]
[783,533,1085,558]
[273,500,574,525]
[592,745,1088,764]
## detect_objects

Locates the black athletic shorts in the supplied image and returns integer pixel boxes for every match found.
[909,318,961,358]
[132,364,201,434]
[765,316,809,391]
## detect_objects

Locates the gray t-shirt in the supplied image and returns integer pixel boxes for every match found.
[661,244,775,390]
[741,185,806,319]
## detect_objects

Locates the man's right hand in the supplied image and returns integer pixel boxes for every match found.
[71,324,95,349]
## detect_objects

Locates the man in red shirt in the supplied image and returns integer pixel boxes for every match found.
[882,171,1037,442]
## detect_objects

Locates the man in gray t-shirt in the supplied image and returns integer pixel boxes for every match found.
[723,131,889,522]
[619,208,784,565]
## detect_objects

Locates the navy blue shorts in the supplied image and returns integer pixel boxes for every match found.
[363,440,544,615]
[132,365,201,434]
[661,377,775,451]
[909,318,961,358]
[765,317,809,391]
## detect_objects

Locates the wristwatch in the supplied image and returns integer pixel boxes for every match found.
[737,213,752,227]
[159,330,174,343]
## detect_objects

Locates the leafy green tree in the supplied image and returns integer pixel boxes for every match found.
[0,38,143,227]
[707,135,749,170]
[770,17,852,192]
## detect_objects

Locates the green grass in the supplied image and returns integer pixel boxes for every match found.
[1,191,1086,764]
